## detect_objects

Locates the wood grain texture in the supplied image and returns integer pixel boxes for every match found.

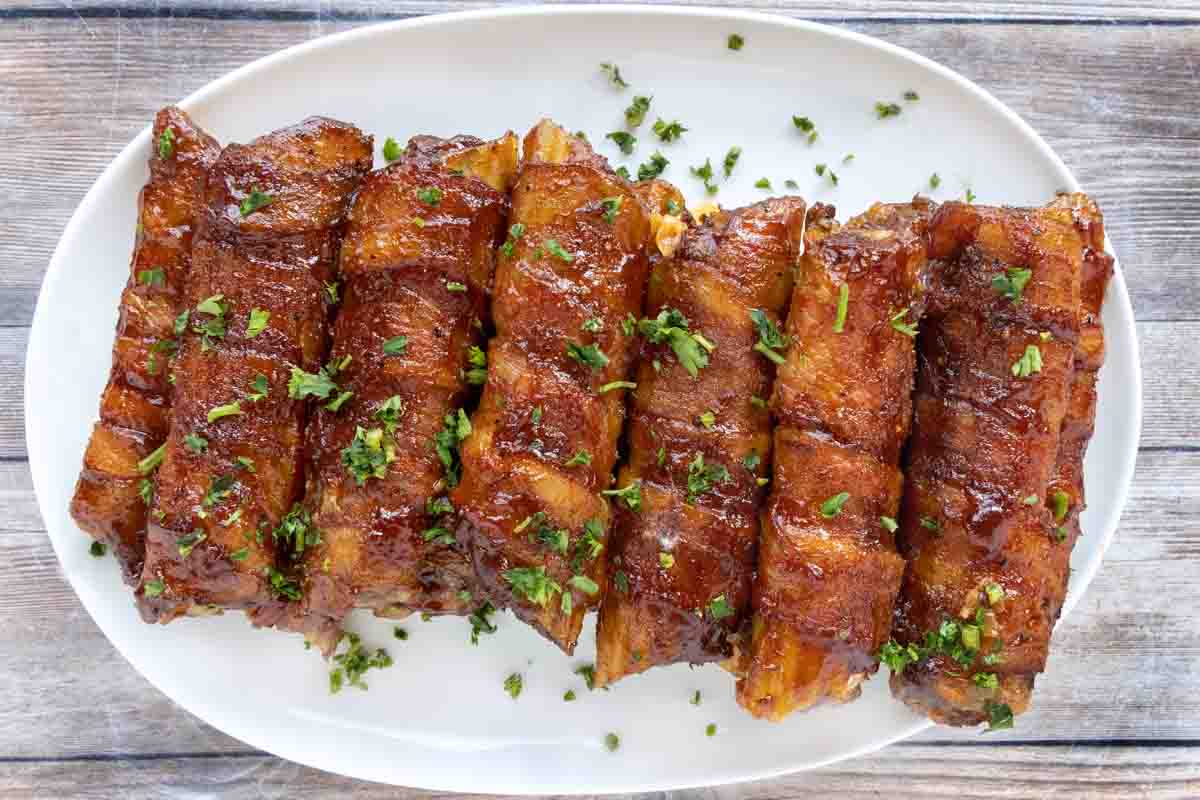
[2,2,1198,796]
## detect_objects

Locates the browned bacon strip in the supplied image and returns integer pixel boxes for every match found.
[594,195,805,687]
[887,194,1105,729]
[70,107,220,583]
[452,120,651,653]
[137,118,371,625]
[737,200,932,720]
[287,133,517,641]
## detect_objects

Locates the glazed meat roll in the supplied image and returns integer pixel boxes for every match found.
[137,118,371,626]
[737,200,932,720]
[595,194,805,687]
[886,194,1109,729]
[452,119,651,653]
[70,107,219,582]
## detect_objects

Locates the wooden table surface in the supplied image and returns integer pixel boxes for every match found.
[3,1,1198,797]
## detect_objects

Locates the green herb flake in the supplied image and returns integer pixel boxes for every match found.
[1011,344,1043,378]
[246,308,270,338]
[659,551,675,569]
[743,451,761,470]
[687,453,731,504]
[503,566,562,606]
[143,579,166,597]
[690,157,718,195]
[600,62,628,89]
[614,570,629,594]
[544,239,575,263]
[624,95,651,127]
[605,732,620,752]
[89,541,107,557]
[930,172,942,190]
[890,306,918,337]
[177,529,207,558]
[183,433,208,454]
[992,267,1033,303]
[833,283,850,333]
[1051,489,1071,522]
[607,131,637,155]
[750,308,787,364]
[600,196,623,224]
[157,127,175,159]
[328,632,393,694]
[601,480,642,512]
[207,400,242,423]
[417,186,443,206]
[727,33,744,51]
[342,426,396,486]
[652,118,688,143]
[966,188,977,203]
[599,381,636,394]
[985,582,1005,606]
[567,341,609,371]
[875,101,902,119]
[383,137,402,162]
[880,516,899,533]
[229,547,249,562]
[984,700,1014,731]
[707,594,735,620]
[137,442,167,475]
[468,601,498,644]
[920,515,941,533]
[820,492,850,518]
[564,690,577,702]
[637,152,669,181]
[383,335,409,356]
[446,280,468,293]
[138,268,165,288]
[706,723,717,737]
[754,177,772,190]
[239,188,274,217]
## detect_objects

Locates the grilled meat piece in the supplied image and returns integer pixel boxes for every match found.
[287,133,517,643]
[452,120,651,654]
[737,200,932,720]
[137,117,372,626]
[70,107,220,583]
[594,194,805,687]
[888,194,1106,727]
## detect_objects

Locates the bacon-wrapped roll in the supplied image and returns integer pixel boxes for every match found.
[594,194,805,687]
[70,107,219,583]
[452,120,651,653]
[286,133,517,645]
[737,200,932,720]
[887,194,1106,729]
[137,118,371,625]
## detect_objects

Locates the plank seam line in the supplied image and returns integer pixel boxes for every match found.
[0,8,1198,25]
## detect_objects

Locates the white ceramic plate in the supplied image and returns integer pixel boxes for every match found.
[27,6,1141,793]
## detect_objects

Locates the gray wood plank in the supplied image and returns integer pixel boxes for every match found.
[6,0,1200,21]
[0,18,1198,327]
[0,446,1195,761]
[0,745,1197,799]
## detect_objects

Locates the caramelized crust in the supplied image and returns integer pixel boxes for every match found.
[452,120,651,653]
[737,200,932,720]
[594,197,805,687]
[889,194,1105,726]
[70,107,220,583]
[290,134,516,639]
[137,118,372,626]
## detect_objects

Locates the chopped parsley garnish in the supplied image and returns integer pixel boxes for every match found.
[417,186,443,206]
[271,503,320,558]
[468,601,498,644]
[621,314,637,336]
[652,118,687,142]
[722,146,741,177]
[423,526,455,546]
[1023,494,1040,506]
[89,541,107,557]
[659,551,675,569]
[890,306,918,337]
[564,690,577,702]
[582,318,604,334]
[793,115,818,144]
[698,410,716,429]
[157,127,175,159]
[602,480,642,512]
[176,529,207,558]
[202,474,235,509]
[920,515,941,532]
[966,188,977,203]
[843,153,855,164]
[880,516,899,533]
[750,308,787,364]
[446,280,468,293]
[239,188,274,217]
[570,575,600,596]
[393,627,408,641]
[754,177,772,190]
[638,307,713,377]
[743,451,761,470]
[875,101,902,118]
[287,364,339,401]
[500,222,525,258]
[614,570,629,594]
[325,281,340,304]
[820,492,850,518]
[503,566,562,606]
[143,579,165,597]
[904,90,920,101]
[341,426,396,486]
[607,131,637,155]
[691,690,702,705]
[929,172,942,190]
[599,381,636,394]
[434,408,471,487]
[727,33,744,50]
[572,518,605,573]
[707,594,735,620]
[1051,489,1070,522]
[229,547,249,561]
[690,157,718,194]
[833,283,850,333]
[624,94,652,127]
[206,400,242,423]
[687,453,731,504]
[600,62,628,89]
[666,199,681,215]
[138,268,165,287]
[137,442,167,475]
[1054,525,1069,543]
[537,240,572,263]
[984,700,1014,731]
[246,308,270,338]
[615,166,631,180]
[427,496,454,518]
[138,478,154,505]
[749,395,767,410]
[600,196,623,224]
[531,406,543,426]
[567,341,609,371]
[465,345,488,384]
[382,136,402,162]
[328,632,393,693]
[236,456,255,471]
[992,267,1033,303]
[1011,345,1043,378]
[575,666,597,692]
[383,335,409,356]
[183,433,208,453]
[785,179,799,190]
[637,152,669,181]
[985,582,1005,606]
[191,294,229,350]
[706,723,717,737]
[605,733,620,752]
